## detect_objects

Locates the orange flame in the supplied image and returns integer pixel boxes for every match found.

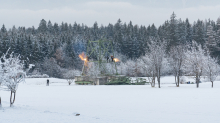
[113,58,120,62]
[79,52,86,61]
[79,52,88,66]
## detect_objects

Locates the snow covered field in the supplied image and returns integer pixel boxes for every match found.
[1,77,220,123]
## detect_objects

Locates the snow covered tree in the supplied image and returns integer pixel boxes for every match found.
[1,50,26,107]
[47,20,54,34]
[177,19,187,45]
[204,53,219,88]
[167,12,178,50]
[184,41,207,88]
[125,60,137,77]
[87,62,100,85]
[114,19,124,54]
[185,18,193,44]
[53,23,59,34]
[42,57,63,78]
[0,61,3,108]
[193,20,206,47]
[38,19,47,33]
[64,69,81,85]
[217,17,220,36]
[141,54,156,87]
[206,25,217,54]
[32,40,41,63]
[1,24,7,33]
[147,38,167,88]
[117,62,127,75]
[168,45,186,87]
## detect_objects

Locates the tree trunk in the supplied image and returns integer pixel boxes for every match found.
[196,76,199,88]
[177,75,180,87]
[195,73,199,88]
[158,75,160,88]
[158,70,161,88]
[0,97,1,108]
[10,91,16,107]
[10,91,12,107]
[175,75,177,86]
[158,80,160,88]
[151,77,155,87]
[211,81,213,88]
[151,79,155,87]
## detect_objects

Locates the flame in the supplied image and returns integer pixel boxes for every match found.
[79,52,86,61]
[79,52,88,66]
[113,58,120,62]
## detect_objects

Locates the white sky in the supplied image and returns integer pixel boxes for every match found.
[0,0,220,29]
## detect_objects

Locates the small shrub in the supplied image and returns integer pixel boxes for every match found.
[26,74,49,78]
[105,76,131,85]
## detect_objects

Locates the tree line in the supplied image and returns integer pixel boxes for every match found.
[0,12,220,78]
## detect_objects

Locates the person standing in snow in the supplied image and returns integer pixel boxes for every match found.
[47,79,49,86]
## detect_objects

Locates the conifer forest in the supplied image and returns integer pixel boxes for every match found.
[0,13,220,78]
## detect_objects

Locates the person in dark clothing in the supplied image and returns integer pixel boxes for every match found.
[107,56,109,62]
[111,56,114,62]
[47,79,49,86]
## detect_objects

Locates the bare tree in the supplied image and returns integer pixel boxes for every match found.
[117,62,127,75]
[1,51,26,107]
[87,62,100,85]
[147,38,167,88]
[168,45,186,87]
[204,54,219,88]
[64,69,81,85]
[141,55,156,87]
[125,60,139,77]
[184,41,206,88]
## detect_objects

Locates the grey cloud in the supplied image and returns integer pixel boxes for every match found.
[0,0,220,29]
[1,0,220,10]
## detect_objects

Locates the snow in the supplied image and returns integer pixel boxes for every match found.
[1,77,220,123]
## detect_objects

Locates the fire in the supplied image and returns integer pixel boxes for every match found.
[79,52,88,66]
[79,52,86,61]
[113,58,120,62]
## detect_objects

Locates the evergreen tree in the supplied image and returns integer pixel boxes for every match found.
[47,20,54,34]
[38,19,47,33]
[185,18,193,44]
[114,19,123,54]
[193,20,206,47]
[167,12,178,50]
[1,24,7,33]
[27,36,33,62]
[177,19,186,45]
[32,40,41,63]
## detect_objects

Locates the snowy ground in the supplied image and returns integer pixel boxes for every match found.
[1,77,220,123]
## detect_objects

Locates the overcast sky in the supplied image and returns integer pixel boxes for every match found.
[0,0,220,29]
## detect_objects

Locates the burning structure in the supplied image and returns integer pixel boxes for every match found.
[75,39,123,85]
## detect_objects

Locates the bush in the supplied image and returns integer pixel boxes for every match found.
[131,78,147,85]
[105,76,131,85]
[26,74,49,78]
